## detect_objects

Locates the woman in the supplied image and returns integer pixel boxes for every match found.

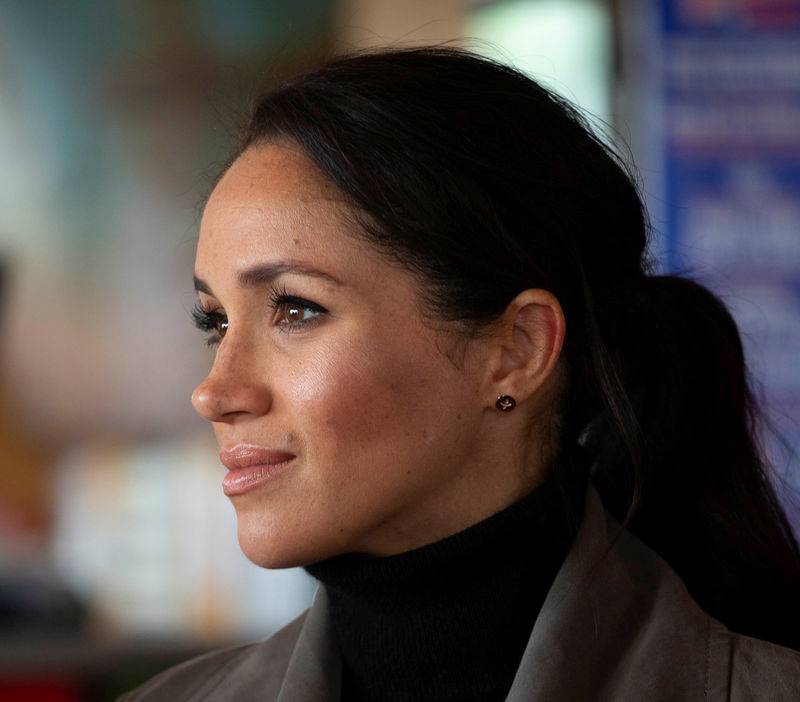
[122,47,800,700]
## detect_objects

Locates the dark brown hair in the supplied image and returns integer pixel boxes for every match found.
[230,46,800,649]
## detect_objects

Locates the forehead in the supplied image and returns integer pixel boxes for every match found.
[214,143,345,205]
[203,143,348,233]
[197,144,363,265]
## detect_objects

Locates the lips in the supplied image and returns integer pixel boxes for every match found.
[220,444,296,496]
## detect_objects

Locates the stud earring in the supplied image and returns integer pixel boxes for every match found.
[495,395,516,412]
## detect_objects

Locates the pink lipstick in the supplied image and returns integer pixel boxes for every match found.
[220,444,296,496]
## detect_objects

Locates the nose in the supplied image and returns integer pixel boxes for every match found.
[191,347,272,423]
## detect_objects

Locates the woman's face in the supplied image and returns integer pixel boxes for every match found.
[192,144,504,568]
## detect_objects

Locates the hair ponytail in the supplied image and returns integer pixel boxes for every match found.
[585,275,800,650]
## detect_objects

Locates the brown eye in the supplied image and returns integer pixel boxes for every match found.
[278,303,321,326]
[274,299,325,327]
[216,318,229,338]
[269,290,328,331]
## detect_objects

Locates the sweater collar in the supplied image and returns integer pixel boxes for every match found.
[305,451,589,702]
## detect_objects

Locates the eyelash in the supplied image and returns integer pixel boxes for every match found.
[191,303,228,347]
[191,285,328,347]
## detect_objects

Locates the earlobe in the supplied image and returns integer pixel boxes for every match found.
[489,289,565,407]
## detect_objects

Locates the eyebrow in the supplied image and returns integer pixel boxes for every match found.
[193,261,341,296]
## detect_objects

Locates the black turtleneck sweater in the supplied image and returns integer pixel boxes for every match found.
[306,452,590,702]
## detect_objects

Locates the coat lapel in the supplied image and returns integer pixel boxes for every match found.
[506,486,716,701]
[277,588,341,702]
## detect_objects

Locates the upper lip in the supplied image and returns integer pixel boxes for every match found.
[220,444,296,471]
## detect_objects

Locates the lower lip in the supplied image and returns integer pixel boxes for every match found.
[222,459,295,496]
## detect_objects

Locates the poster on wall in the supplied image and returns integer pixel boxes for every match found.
[656,0,800,522]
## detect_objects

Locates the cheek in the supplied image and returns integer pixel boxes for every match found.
[284,332,450,454]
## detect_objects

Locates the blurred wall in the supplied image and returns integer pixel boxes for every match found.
[334,0,467,47]
[0,0,338,682]
[0,0,336,442]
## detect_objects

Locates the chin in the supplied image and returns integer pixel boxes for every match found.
[235,514,340,570]
[238,529,303,570]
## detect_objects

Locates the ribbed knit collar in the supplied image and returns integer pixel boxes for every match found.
[305,450,590,702]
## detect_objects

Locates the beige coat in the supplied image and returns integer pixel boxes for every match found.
[120,487,800,701]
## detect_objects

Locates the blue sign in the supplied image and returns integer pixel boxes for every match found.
[657,0,800,522]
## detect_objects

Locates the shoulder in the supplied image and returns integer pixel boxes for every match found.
[609,516,800,699]
[538,486,800,700]
[117,611,308,702]
[608,512,800,700]
[723,626,800,701]
[609,518,800,700]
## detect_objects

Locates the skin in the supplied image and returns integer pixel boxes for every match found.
[191,144,566,569]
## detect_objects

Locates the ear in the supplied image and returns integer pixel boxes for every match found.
[487,288,565,407]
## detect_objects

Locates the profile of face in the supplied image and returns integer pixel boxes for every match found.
[191,145,563,568]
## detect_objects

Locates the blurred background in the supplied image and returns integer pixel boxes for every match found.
[0,0,798,699]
